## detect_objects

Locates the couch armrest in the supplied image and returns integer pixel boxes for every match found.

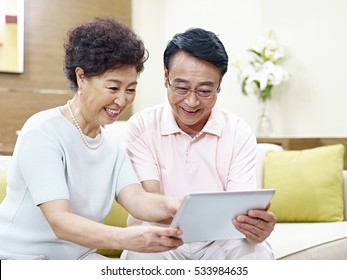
[343,170,347,221]
[256,144,283,189]
[0,155,12,173]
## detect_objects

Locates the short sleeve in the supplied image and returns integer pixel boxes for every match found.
[17,130,69,205]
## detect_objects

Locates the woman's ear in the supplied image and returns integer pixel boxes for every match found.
[75,67,85,87]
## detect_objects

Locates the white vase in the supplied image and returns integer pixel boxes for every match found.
[257,99,273,137]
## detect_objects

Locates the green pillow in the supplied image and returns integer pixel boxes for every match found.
[0,173,7,203]
[96,201,128,258]
[264,144,344,222]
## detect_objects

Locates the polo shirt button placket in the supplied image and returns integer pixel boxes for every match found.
[185,131,203,163]
[186,143,191,163]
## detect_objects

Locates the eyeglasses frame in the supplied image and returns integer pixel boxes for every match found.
[167,72,220,99]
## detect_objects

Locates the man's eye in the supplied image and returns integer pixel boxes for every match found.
[175,86,189,92]
[126,89,136,94]
[109,87,119,92]
[197,88,213,96]
[198,89,212,94]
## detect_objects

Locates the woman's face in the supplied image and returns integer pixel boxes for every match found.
[77,66,138,127]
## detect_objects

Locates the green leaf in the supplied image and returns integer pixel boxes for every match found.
[249,49,261,57]
[241,78,248,96]
[259,85,273,101]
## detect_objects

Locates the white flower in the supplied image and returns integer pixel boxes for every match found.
[232,31,289,101]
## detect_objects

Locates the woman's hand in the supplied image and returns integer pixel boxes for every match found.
[121,225,183,253]
[158,196,183,224]
[119,183,183,224]
[39,198,183,253]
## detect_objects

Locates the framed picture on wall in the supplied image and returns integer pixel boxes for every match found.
[0,0,24,73]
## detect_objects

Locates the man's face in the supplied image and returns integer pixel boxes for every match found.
[164,52,221,136]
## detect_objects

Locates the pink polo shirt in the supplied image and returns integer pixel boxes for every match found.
[126,103,257,196]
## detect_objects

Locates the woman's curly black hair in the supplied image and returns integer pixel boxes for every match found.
[64,17,148,91]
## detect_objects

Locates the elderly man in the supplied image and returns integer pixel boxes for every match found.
[122,27,276,260]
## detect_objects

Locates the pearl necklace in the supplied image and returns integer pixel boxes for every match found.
[67,100,103,150]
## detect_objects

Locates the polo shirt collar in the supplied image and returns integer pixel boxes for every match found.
[161,103,225,137]
[161,103,181,135]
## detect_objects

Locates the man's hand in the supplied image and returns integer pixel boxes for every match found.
[232,203,277,243]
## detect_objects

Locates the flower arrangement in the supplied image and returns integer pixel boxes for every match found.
[233,31,289,102]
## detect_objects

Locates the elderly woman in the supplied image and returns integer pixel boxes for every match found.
[0,17,182,260]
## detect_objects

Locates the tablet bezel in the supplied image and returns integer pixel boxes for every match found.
[170,189,275,243]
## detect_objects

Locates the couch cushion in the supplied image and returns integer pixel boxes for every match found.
[267,222,347,259]
[0,172,7,203]
[95,201,128,258]
[264,144,345,222]
[279,238,347,260]
[0,155,12,203]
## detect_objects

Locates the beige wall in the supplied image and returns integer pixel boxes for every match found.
[0,0,132,154]
[132,0,347,138]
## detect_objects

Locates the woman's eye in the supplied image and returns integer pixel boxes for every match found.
[109,87,119,92]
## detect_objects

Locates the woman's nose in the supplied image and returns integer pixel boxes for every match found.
[113,92,126,107]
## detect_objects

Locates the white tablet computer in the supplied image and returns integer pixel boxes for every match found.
[170,189,275,243]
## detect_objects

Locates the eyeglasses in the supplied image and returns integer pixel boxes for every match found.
[167,74,219,98]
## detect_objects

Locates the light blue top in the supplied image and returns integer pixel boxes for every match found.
[0,107,138,259]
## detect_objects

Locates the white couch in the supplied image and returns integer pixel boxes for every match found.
[1,122,347,259]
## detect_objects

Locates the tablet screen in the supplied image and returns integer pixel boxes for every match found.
[170,189,275,243]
